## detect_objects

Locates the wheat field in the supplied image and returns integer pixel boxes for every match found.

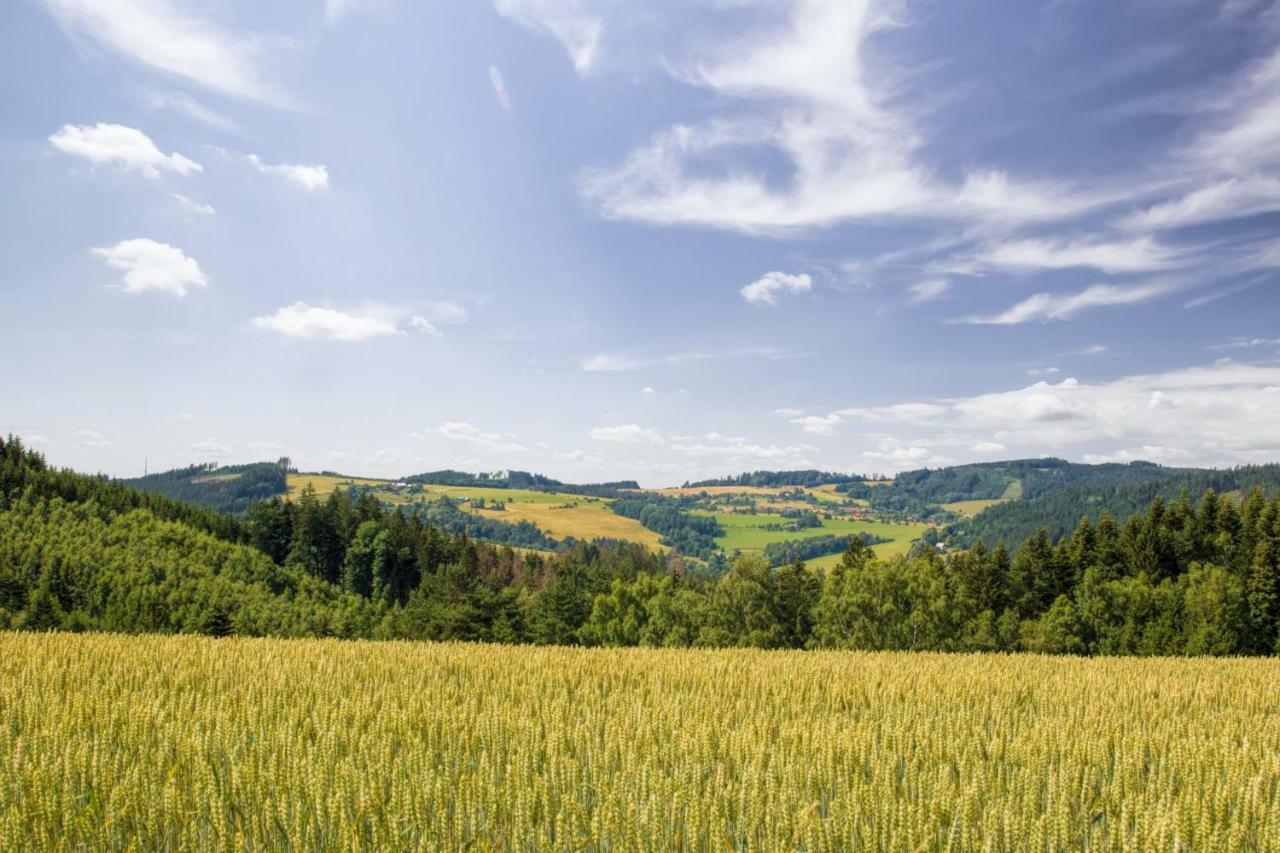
[2,632,1278,850]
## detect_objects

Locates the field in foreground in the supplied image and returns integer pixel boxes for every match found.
[3,633,1278,850]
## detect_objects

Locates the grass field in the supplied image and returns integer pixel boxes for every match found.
[941,498,1006,518]
[5,632,1276,850]
[706,512,930,559]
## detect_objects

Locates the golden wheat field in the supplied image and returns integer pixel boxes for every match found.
[2,633,1278,850]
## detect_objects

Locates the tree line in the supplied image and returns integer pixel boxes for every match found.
[4,436,1280,655]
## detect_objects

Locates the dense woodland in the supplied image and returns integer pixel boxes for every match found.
[5,437,1280,654]
[123,460,289,515]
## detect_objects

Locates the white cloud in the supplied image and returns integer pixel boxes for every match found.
[861,440,951,473]
[641,386,655,394]
[957,236,1184,275]
[49,123,200,177]
[588,424,665,445]
[578,0,1121,235]
[409,316,442,337]
[956,281,1178,325]
[908,279,950,303]
[494,0,602,74]
[668,436,817,467]
[252,302,402,342]
[740,271,813,306]
[76,429,113,448]
[582,346,781,371]
[42,0,281,103]
[971,441,1006,453]
[489,65,511,110]
[792,360,1280,469]
[1028,366,1061,377]
[244,153,329,191]
[92,238,208,297]
[1118,176,1280,230]
[430,421,528,454]
[191,439,231,457]
[1208,336,1280,351]
[324,0,385,24]
[771,407,805,418]
[173,193,214,215]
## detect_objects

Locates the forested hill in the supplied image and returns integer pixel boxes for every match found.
[683,470,870,488]
[891,458,1204,502]
[953,464,1280,547]
[122,460,289,515]
[4,436,1280,655]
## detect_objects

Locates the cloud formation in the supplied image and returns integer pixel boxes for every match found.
[42,0,281,103]
[956,281,1178,325]
[493,0,602,74]
[588,424,665,444]
[92,238,208,296]
[740,271,813,306]
[50,123,200,177]
[251,303,401,341]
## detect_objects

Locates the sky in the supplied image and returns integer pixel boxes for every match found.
[2,0,1280,486]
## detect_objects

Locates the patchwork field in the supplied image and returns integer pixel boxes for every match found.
[6,632,1276,850]
[705,512,930,559]
[284,475,927,562]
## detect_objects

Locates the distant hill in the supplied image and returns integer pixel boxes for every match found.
[952,463,1280,546]
[683,470,872,489]
[403,469,640,495]
[123,460,289,514]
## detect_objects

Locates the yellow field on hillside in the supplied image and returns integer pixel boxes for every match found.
[941,498,1007,518]
[286,473,389,499]
[473,500,664,549]
[4,632,1277,849]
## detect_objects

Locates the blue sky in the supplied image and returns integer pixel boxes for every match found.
[2,0,1279,485]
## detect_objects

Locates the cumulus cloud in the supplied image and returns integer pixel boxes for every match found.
[790,360,1280,469]
[428,421,528,454]
[243,153,329,191]
[493,0,602,74]
[251,302,401,341]
[41,0,282,103]
[955,281,1179,325]
[588,424,665,445]
[667,436,817,467]
[740,271,812,306]
[92,238,208,297]
[49,123,200,177]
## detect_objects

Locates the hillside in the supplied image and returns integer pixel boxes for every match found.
[123,460,290,514]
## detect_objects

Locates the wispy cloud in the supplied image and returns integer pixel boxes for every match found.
[588,424,665,444]
[740,271,812,306]
[243,153,329,192]
[92,238,208,297]
[908,279,950,303]
[951,236,1185,275]
[494,0,602,74]
[954,281,1179,325]
[425,421,528,454]
[50,123,200,177]
[173,193,214,215]
[42,0,284,103]
[1207,335,1280,351]
[489,65,511,110]
[581,346,783,372]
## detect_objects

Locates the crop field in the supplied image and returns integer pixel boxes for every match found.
[472,499,664,549]
[706,512,930,558]
[4,632,1276,850]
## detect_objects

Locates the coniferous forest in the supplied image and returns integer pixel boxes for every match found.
[4,436,1279,655]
